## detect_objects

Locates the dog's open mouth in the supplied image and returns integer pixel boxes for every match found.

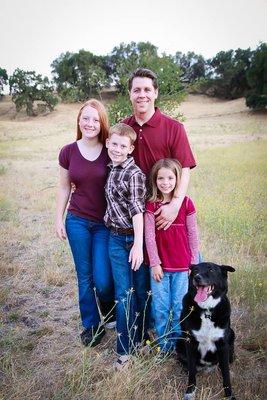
[194,285,214,302]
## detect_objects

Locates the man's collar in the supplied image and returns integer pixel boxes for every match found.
[128,107,161,128]
[108,156,134,169]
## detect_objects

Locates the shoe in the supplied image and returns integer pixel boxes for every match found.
[105,321,116,329]
[80,326,106,347]
[114,355,131,371]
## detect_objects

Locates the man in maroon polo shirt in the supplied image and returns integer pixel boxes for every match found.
[123,68,196,230]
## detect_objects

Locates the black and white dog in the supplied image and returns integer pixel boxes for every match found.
[176,262,236,400]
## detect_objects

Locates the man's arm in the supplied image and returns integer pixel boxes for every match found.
[155,167,190,230]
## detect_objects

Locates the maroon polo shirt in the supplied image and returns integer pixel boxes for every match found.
[59,142,109,221]
[123,108,196,176]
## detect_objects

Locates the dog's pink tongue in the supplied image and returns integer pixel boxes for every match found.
[194,286,209,303]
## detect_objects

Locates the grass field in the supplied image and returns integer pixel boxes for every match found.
[0,95,266,399]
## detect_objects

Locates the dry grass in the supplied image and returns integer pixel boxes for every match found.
[0,95,266,400]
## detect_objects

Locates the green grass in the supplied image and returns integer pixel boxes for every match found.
[0,98,266,400]
[190,140,267,308]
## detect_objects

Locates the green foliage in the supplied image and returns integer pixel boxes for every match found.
[206,48,253,99]
[0,67,8,97]
[59,87,80,103]
[246,43,267,110]
[246,93,267,109]
[174,51,206,82]
[157,93,186,120]
[107,95,132,125]
[109,42,183,95]
[9,69,58,116]
[51,50,110,101]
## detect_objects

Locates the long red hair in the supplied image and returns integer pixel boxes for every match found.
[76,99,109,144]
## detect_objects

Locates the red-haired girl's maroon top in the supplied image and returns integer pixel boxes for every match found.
[59,142,109,221]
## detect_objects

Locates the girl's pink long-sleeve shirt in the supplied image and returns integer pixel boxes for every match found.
[144,197,199,272]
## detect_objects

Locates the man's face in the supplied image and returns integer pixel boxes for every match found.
[129,77,158,116]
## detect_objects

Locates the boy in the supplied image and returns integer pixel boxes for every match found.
[104,123,150,369]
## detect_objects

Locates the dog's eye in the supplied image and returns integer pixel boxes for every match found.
[209,269,214,273]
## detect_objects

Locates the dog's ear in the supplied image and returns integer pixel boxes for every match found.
[189,264,197,270]
[220,265,235,273]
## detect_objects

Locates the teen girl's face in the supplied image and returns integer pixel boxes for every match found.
[79,106,101,140]
[156,167,177,199]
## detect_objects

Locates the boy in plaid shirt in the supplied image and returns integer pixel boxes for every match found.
[104,123,150,369]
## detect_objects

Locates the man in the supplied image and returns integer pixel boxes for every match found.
[123,68,196,230]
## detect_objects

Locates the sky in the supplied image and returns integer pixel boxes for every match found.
[1,0,266,80]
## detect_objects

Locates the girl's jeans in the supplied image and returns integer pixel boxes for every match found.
[65,212,114,329]
[150,270,188,353]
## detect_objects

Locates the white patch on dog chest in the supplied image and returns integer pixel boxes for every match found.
[192,312,224,360]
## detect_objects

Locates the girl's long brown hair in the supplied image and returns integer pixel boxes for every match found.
[76,99,109,144]
[148,158,182,202]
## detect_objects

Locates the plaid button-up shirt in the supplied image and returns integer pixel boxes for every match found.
[104,157,146,229]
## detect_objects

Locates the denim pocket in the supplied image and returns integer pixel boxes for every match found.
[125,235,134,250]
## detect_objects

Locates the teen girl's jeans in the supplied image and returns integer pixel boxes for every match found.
[65,212,114,329]
[150,270,188,353]
[109,232,150,355]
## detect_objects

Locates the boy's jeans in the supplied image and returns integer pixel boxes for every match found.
[65,212,114,329]
[109,232,150,355]
[150,271,188,353]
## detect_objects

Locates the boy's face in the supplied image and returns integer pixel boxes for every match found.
[106,133,134,165]
[129,77,158,116]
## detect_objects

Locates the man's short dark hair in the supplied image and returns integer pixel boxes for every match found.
[128,68,158,91]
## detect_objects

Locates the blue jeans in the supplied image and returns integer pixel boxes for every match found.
[109,232,150,355]
[150,271,188,353]
[65,212,114,329]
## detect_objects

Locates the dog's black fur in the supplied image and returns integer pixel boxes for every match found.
[176,262,236,400]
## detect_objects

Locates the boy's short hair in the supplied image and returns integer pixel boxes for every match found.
[128,68,158,91]
[109,123,137,145]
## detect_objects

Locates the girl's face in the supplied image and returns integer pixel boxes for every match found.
[79,105,101,140]
[156,167,177,199]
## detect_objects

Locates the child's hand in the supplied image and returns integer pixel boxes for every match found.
[152,265,163,282]
[129,244,143,271]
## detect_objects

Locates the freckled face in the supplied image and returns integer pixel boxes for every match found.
[79,106,101,140]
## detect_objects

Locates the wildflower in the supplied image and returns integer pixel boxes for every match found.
[146,340,151,345]
[156,346,161,353]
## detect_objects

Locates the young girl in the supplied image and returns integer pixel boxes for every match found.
[145,158,199,355]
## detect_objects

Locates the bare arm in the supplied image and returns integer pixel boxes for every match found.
[155,167,190,230]
[129,212,144,271]
[55,166,71,240]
